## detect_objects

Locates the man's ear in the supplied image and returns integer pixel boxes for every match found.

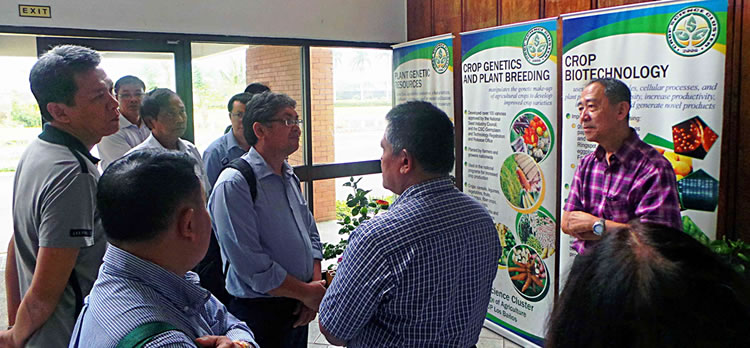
[399,149,413,174]
[616,101,631,121]
[143,117,155,130]
[46,102,70,123]
[176,206,196,241]
[252,122,265,141]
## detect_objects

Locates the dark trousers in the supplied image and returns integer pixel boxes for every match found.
[230,296,308,348]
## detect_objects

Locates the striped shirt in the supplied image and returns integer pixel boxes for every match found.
[69,245,257,347]
[564,129,682,251]
[319,178,501,347]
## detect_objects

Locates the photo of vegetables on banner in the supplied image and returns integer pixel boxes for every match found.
[461,18,558,347]
[559,0,727,286]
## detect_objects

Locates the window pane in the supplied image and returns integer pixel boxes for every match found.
[310,47,392,164]
[0,34,39,250]
[191,43,305,165]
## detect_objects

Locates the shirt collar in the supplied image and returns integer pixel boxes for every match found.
[594,128,640,168]
[38,123,100,164]
[144,134,188,152]
[246,147,294,179]
[392,177,454,207]
[103,244,210,312]
[224,131,244,152]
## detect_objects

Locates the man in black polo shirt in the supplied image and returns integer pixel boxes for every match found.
[1,45,119,347]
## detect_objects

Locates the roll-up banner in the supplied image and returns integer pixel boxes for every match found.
[392,34,455,120]
[560,0,727,284]
[461,18,558,347]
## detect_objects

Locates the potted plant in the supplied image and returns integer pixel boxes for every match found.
[322,177,390,284]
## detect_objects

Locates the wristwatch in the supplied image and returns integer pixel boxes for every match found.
[592,218,606,236]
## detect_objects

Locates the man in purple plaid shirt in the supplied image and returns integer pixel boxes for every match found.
[562,78,682,253]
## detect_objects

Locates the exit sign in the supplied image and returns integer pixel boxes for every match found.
[19,5,51,18]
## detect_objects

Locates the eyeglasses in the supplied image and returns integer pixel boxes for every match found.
[230,112,244,118]
[118,92,144,99]
[265,118,303,127]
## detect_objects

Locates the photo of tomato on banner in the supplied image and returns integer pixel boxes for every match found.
[499,153,545,213]
[509,108,555,163]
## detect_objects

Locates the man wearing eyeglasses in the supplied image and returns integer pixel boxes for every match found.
[203,92,254,188]
[209,92,325,348]
[98,75,150,170]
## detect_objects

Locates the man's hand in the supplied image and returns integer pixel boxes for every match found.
[301,280,326,311]
[195,336,253,348]
[0,329,21,348]
[293,303,317,328]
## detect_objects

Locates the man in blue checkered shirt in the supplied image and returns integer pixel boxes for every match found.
[319,101,501,347]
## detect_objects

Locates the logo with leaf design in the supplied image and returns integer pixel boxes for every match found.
[522,27,552,65]
[667,7,719,57]
[431,42,450,74]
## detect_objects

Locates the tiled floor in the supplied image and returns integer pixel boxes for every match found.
[306,317,522,348]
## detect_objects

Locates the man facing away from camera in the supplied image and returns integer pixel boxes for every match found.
[318,101,501,347]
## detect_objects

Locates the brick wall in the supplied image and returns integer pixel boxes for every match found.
[245,46,336,221]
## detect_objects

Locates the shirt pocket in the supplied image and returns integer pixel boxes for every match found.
[604,195,633,223]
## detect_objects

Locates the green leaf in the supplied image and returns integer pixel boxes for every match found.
[686,15,697,32]
[352,206,360,216]
[353,220,359,226]
[528,46,537,54]
[343,182,352,187]
[347,225,355,231]
[692,28,709,41]
[346,200,357,208]
[347,194,354,201]
[675,30,690,41]
[344,216,351,224]
[338,227,348,234]
[368,202,377,208]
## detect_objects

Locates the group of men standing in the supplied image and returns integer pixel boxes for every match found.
[1,43,682,348]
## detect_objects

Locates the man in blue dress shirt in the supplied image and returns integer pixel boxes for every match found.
[209,92,325,348]
[318,101,501,347]
[203,92,255,188]
[70,151,257,348]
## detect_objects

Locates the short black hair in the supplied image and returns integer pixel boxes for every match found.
[385,101,454,175]
[227,92,253,113]
[114,75,145,95]
[140,88,178,122]
[588,78,631,118]
[244,82,270,94]
[29,45,101,122]
[546,222,750,348]
[242,92,296,146]
[97,150,201,243]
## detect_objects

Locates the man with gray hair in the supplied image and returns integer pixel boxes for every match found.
[318,101,500,347]
[2,44,119,347]
[561,78,681,254]
[209,92,325,348]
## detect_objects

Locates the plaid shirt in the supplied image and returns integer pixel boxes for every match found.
[319,178,500,347]
[564,129,682,251]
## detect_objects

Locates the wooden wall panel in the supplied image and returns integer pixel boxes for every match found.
[501,0,541,24]
[545,0,590,17]
[733,0,749,241]
[463,0,498,31]
[407,0,433,41]
[433,0,462,35]
[597,0,653,9]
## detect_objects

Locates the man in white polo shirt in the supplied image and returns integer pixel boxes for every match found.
[98,75,151,170]
[1,44,119,347]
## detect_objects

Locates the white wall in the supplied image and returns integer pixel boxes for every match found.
[1,0,406,43]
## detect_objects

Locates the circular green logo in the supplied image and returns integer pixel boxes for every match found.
[666,7,719,57]
[431,42,450,74]
[522,27,553,65]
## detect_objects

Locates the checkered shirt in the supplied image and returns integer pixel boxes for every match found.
[319,177,501,347]
[564,129,682,251]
